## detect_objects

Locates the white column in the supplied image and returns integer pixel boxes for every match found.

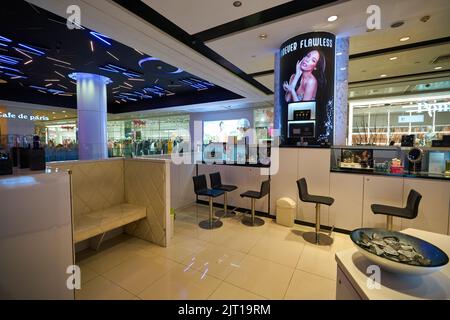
[334,37,350,145]
[74,73,110,160]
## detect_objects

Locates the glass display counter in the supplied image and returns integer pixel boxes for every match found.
[330,145,450,180]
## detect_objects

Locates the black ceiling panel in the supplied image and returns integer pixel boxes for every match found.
[0,1,242,113]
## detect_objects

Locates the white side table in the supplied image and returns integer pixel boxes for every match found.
[335,228,450,300]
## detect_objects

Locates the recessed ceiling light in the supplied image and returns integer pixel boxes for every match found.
[389,56,398,60]
[259,33,267,40]
[62,110,66,113]
[434,66,443,70]
[52,112,56,114]
[420,15,430,23]
[390,21,404,28]
[399,36,410,42]
[233,1,242,7]
[327,15,338,22]
[380,74,387,77]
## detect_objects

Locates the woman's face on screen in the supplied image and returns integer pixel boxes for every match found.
[300,50,320,72]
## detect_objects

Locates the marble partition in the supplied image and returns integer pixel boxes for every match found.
[123,158,171,247]
[334,37,350,145]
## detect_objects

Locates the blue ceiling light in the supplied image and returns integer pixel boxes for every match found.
[0,36,12,43]
[0,65,23,73]
[106,64,126,71]
[90,31,111,46]
[0,54,22,65]
[0,43,8,47]
[5,73,27,79]
[18,43,46,56]
[29,85,47,90]
[169,68,183,74]
[122,72,142,78]
[138,57,160,68]
[99,66,119,73]
[190,78,215,87]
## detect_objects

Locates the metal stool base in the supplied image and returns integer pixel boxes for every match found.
[199,219,223,230]
[241,216,265,227]
[215,209,236,218]
[302,232,333,246]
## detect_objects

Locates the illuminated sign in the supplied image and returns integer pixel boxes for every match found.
[398,115,424,123]
[0,111,49,121]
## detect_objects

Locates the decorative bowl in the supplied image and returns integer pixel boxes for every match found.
[350,228,449,275]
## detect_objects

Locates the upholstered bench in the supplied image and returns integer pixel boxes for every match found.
[73,203,146,244]
[48,158,171,249]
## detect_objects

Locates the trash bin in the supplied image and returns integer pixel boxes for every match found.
[276,197,296,227]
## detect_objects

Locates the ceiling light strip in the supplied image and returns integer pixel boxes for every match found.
[54,70,66,78]
[0,36,12,43]
[13,47,33,60]
[18,43,45,56]
[106,51,119,61]
[47,57,71,65]
[90,31,111,46]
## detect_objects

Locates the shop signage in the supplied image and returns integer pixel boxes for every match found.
[398,115,424,123]
[277,32,335,145]
[0,111,49,121]
[418,102,450,117]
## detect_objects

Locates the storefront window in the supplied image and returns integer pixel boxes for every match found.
[107,114,190,157]
[349,94,450,146]
[253,107,274,143]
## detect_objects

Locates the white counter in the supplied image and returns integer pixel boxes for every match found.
[335,228,450,300]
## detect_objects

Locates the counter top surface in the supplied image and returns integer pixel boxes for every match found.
[331,167,450,181]
[335,229,450,300]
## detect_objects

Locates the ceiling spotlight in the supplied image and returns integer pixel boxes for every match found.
[156,65,163,70]
[380,74,387,77]
[233,1,242,7]
[259,33,267,40]
[390,21,404,28]
[399,36,410,42]
[420,15,430,23]
[389,56,398,60]
[62,110,66,113]
[434,66,443,70]
[327,15,338,22]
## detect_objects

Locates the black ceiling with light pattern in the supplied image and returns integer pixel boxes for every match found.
[0,1,242,113]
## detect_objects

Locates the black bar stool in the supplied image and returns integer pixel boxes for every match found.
[240,180,270,227]
[192,175,225,230]
[371,189,422,230]
[297,178,334,245]
[209,172,237,218]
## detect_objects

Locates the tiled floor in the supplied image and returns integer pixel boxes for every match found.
[75,204,354,300]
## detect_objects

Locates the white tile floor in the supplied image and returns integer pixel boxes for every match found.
[75,204,354,300]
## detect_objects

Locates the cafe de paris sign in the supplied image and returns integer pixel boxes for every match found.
[0,111,49,121]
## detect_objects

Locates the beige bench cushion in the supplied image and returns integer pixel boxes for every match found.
[73,203,146,243]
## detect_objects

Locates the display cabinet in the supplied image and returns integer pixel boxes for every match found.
[331,145,450,178]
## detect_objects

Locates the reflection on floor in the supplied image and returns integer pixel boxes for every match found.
[75,204,354,300]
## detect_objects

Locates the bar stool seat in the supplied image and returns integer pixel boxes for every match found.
[371,189,422,230]
[297,178,334,245]
[240,180,270,227]
[210,172,238,218]
[193,174,225,230]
